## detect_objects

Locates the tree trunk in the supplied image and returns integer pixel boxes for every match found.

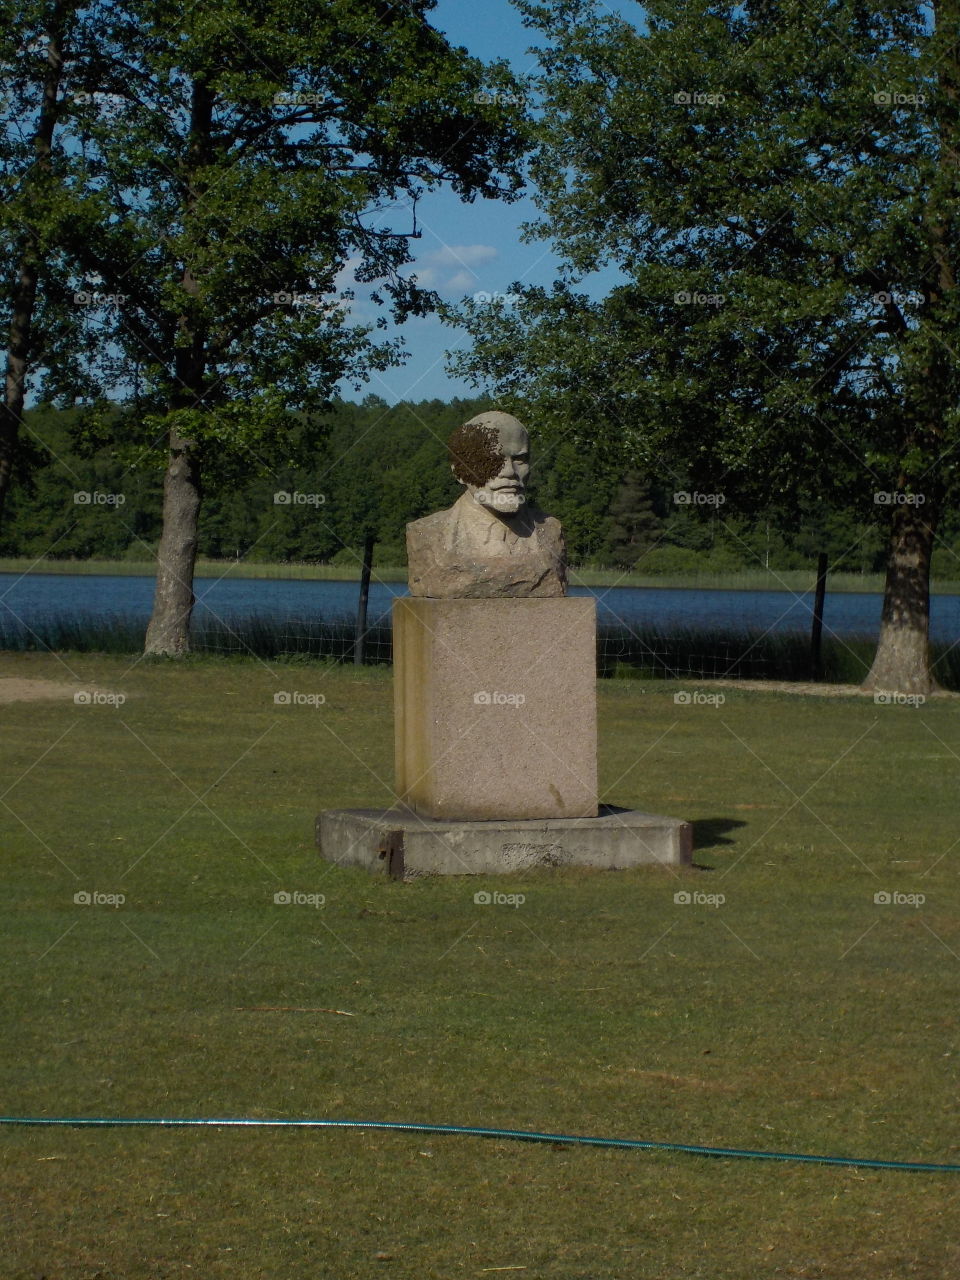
[0,3,67,528]
[144,426,202,656]
[144,75,212,656]
[0,261,38,525]
[861,497,939,696]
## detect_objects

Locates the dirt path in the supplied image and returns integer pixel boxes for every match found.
[0,678,119,705]
[0,674,953,704]
[711,679,960,699]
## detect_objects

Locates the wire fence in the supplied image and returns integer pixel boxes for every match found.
[595,624,778,681]
[4,605,948,687]
[188,613,870,683]
[190,615,784,678]
[189,614,782,676]
[191,613,395,665]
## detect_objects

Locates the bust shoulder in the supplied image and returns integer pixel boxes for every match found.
[407,506,455,536]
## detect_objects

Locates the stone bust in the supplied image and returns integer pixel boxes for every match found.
[406,411,567,598]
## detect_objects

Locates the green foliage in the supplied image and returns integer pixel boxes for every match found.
[604,469,663,567]
[0,1,108,406]
[0,0,530,585]
[0,404,162,558]
[533,435,622,560]
[449,0,960,533]
[52,0,527,474]
[10,399,960,572]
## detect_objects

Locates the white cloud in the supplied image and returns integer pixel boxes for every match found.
[446,269,480,291]
[328,244,504,311]
[402,243,500,296]
[427,244,499,269]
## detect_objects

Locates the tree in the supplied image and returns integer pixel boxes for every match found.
[0,403,162,557]
[525,433,621,564]
[604,468,661,568]
[0,1,104,527]
[450,0,960,693]
[67,0,526,654]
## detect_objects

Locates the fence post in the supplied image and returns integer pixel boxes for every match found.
[354,534,375,666]
[810,552,828,681]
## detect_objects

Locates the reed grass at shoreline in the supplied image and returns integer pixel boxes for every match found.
[2,555,959,595]
[1,609,956,688]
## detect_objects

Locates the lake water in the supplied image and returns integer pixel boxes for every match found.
[0,572,952,639]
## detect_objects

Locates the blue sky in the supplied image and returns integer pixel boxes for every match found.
[340,0,635,404]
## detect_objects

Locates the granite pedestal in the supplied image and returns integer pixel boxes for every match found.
[393,596,597,821]
[316,595,694,877]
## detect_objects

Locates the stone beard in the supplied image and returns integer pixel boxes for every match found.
[405,412,567,599]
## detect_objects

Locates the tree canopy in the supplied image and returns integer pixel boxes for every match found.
[2,0,529,652]
[450,0,960,692]
[8,397,947,579]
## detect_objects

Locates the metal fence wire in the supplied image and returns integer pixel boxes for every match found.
[187,611,781,681]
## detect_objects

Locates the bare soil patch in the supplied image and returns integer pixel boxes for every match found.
[712,678,960,698]
[0,677,112,705]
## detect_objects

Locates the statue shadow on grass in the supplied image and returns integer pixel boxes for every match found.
[600,807,744,871]
[689,817,747,870]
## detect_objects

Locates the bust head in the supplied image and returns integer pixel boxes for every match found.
[406,409,565,597]
[447,411,530,516]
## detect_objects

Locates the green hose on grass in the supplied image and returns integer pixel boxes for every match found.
[1,1116,958,1173]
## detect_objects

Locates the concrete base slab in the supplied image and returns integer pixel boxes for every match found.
[317,805,693,880]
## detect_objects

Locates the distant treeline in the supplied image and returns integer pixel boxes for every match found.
[7,396,960,576]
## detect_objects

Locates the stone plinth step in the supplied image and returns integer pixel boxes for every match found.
[317,805,693,880]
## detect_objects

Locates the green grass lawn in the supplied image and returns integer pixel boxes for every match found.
[2,652,959,1278]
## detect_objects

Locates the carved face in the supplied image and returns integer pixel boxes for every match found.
[450,416,530,516]
[473,420,529,515]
